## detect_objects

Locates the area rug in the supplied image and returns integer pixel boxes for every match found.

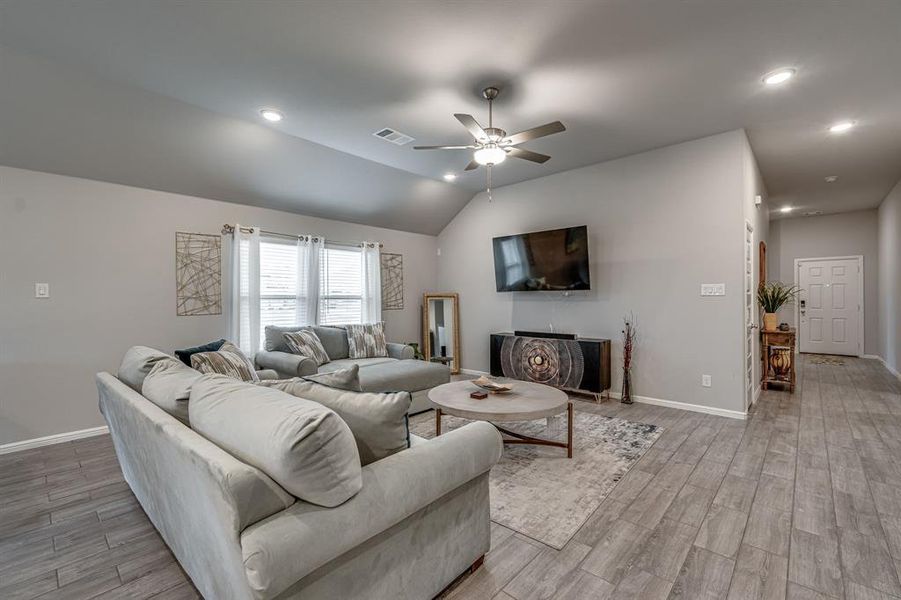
[811,355,845,365]
[408,410,662,549]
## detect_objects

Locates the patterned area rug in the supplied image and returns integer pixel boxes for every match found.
[811,355,846,365]
[409,409,661,549]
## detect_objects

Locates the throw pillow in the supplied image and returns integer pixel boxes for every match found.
[191,341,259,383]
[303,364,363,392]
[282,330,330,366]
[174,339,226,366]
[261,377,411,465]
[345,322,388,359]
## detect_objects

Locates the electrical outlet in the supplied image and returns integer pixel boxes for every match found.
[35,283,50,299]
[702,374,712,387]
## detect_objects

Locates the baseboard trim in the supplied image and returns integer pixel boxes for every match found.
[607,390,747,420]
[0,426,109,456]
[465,369,747,419]
[865,354,901,383]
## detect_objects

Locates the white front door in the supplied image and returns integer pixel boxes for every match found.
[798,257,862,356]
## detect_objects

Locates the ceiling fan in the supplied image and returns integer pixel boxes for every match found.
[414,87,566,172]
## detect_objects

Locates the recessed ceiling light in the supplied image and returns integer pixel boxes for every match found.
[259,108,284,122]
[763,68,795,86]
[780,206,793,214]
[443,173,457,182]
[829,120,855,134]
[824,175,838,183]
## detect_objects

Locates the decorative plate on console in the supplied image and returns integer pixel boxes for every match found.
[472,376,512,394]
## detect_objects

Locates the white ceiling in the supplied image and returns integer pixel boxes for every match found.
[2,1,900,232]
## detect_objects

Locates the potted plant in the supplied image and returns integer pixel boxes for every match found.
[757,282,801,331]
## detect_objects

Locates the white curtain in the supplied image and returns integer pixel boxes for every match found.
[361,242,382,324]
[296,235,324,326]
[227,224,261,356]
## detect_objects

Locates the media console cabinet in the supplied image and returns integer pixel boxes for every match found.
[489,331,612,400]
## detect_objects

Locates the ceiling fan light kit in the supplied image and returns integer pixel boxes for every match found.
[414,86,566,197]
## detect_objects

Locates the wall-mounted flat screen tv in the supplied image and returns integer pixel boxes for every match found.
[492,225,590,292]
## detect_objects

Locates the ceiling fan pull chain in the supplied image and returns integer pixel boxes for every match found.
[487,165,493,202]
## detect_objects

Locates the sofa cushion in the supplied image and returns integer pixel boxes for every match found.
[283,330,330,366]
[141,358,202,424]
[345,323,388,359]
[311,326,350,360]
[190,375,362,507]
[261,378,411,465]
[264,325,303,353]
[358,359,451,393]
[264,325,349,359]
[174,339,225,366]
[191,341,259,383]
[117,346,172,392]
[304,364,363,392]
[318,357,397,373]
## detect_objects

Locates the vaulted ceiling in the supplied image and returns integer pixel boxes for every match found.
[2,1,900,233]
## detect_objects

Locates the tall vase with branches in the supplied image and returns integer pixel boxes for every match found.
[621,315,636,405]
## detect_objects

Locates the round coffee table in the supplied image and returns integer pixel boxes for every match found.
[429,379,573,458]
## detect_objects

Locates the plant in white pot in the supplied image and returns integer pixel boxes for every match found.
[757,282,801,331]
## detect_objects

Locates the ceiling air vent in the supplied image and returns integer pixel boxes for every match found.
[372,128,414,146]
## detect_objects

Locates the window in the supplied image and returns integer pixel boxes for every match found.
[260,237,306,332]
[232,232,374,354]
[319,244,363,325]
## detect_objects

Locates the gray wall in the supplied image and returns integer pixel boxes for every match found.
[0,166,437,445]
[879,179,901,374]
[767,210,880,356]
[436,130,751,415]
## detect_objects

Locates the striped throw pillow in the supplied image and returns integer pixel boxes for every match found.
[345,323,388,359]
[283,330,331,366]
[191,341,259,383]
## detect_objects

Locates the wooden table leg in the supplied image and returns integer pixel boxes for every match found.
[435,408,442,436]
[567,402,573,459]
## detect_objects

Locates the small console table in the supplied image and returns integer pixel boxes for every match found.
[761,328,796,393]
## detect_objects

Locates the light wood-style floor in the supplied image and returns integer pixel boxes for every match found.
[1,355,900,599]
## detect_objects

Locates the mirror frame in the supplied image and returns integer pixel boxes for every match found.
[422,292,461,375]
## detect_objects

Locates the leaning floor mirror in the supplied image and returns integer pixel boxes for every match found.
[422,292,461,375]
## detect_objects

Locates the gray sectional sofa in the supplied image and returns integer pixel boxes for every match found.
[256,325,449,414]
[98,346,502,600]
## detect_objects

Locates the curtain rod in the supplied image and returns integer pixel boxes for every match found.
[221,224,382,248]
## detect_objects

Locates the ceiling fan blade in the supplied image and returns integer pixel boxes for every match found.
[507,147,551,164]
[464,159,480,171]
[413,145,475,150]
[455,114,488,141]
[505,121,566,146]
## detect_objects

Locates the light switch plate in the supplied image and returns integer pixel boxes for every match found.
[35,283,50,299]
[700,283,726,296]
[702,374,712,387]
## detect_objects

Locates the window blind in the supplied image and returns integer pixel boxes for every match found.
[319,244,363,325]
[259,238,308,346]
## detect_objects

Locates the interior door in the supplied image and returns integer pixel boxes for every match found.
[798,258,861,356]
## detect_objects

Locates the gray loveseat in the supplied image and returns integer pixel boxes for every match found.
[256,325,449,414]
[97,347,502,600]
